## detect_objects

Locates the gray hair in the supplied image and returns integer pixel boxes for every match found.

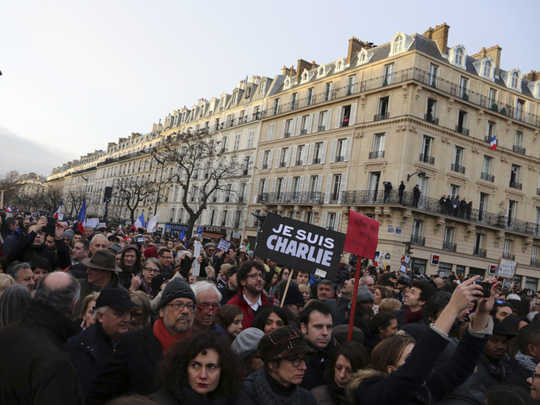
[94,305,110,321]
[318,279,334,290]
[191,281,222,303]
[90,234,108,248]
[0,284,32,330]
[142,258,163,274]
[7,262,31,281]
[360,275,374,285]
[34,271,81,316]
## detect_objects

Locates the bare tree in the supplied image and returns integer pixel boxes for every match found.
[64,187,90,219]
[41,185,64,213]
[113,177,157,224]
[0,170,21,207]
[152,131,245,238]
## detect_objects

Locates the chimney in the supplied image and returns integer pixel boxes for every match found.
[296,59,314,82]
[281,65,291,76]
[423,23,450,55]
[524,70,540,82]
[471,45,502,71]
[347,36,366,64]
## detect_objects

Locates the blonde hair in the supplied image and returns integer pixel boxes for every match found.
[0,274,16,292]
[298,283,311,297]
[378,298,402,313]
[80,292,100,318]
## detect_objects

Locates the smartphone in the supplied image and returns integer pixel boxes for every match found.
[45,217,56,236]
[474,281,491,298]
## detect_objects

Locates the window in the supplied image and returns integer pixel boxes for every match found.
[459,77,469,99]
[324,83,332,102]
[276,178,285,198]
[515,99,525,121]
[486,121,496,143]
[488,89,497,108]
[394,35,403,53]
[454,47,463,66]
[535,208,540,235]
[319,111,328,131]
[221,210,228,227]
[452,146,465,173]
[284,119,293,137]
[370,133,385,159]
[307,88,314,106]
[239,110,245,123]
[449,184,460,199]
[443,227,456,251]
[420,135,434,163]
[235,210,242,228]
[514,131,525,154]
[376,97,389,120]
[368,171,380,202]
[273,99,279,115]
[209,210,216,226]
[328,213,337,231]
[412,220,424,244]
[300,115,310,134]
[263,151,271,169]
[478,193,489,222]
[280,148,289,167]
[233,93,238,104]
[314,142,323,164]
[473,234,485,257]
[336,139,346,162]
[503,239,513,258]
[507,200,517,228]
[347,75,356,94]
[234,133,241,151]
[291,93,297,110]
[267,123,276,141]
[533,245,539,265]
[457,110,468,134]
[341,105,351,127]
[510,165,521,189]
[247,130,255,148]
[292,177,301,195]
[383,63,394,85]
[305,212,314,225]
[429,64,438,86]
[259,81,266,95]
[331,175,342,203]
[481,156,494,182]
[482,60,492,78]
[426,98,437,123]
[511,71,519,89]
[296,145,305,165]
[221,136,228,152]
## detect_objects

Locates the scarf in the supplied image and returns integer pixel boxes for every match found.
[140,279,153,296]
[326,375,347,405]
[515,350,538,372]
[404,307,424,325]
[153,317,191,353]
[253,370,303,405]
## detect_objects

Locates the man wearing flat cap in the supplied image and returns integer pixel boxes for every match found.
[86,278,197,404]
[234,325,316,404]
[66,289,139,398]
[72,249,126,320]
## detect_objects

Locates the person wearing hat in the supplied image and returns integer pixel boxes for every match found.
[73,250,126,320]
[282,283,305,329]
[234,325,317,404]
[197,242,216,278]
[65,289,139,398]
[63,229,74,247]
[86,277,197,404]
[119,244,142,289]
[231,327,265,378]
[341,286,375,340]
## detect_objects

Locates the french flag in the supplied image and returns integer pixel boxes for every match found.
[5,207,11,213]
[490,136,497,150]
[77,199,86,233]
[133,213,144,230]
[54,200,63,220]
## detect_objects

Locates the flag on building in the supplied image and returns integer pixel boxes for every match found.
[54,200,63,220]
[147,211,160,233]
[77,199,86,233]
[490,136,497,150]
[133,213,144,230]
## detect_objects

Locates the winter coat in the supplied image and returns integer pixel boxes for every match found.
[347,327,488,405]
[326,296,351,326]
[72,272,127,320]
[227,291,277,329]
[300,341,335,391]
[0,300,84,405]
[3,229,71,268]
[149,381,232,405]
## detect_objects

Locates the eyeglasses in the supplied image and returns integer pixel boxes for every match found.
[198,302,221,313]
[532,371,540,381]
[287,356,309,367]
[143,267,161,274]
[207,249,215,253]
[247,272,264,280]
[167,302,197,312]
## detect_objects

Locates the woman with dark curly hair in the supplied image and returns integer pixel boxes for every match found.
[149,331,242,405]
[251,306,289,334]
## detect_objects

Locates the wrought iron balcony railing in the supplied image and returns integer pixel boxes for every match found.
[442,242,457,252]
[410,235,425,245]
[473,247,487,258]
[258,191,325,204]
[481,172,495,182]
[424,114,439,125]
[509,181,522,190]
[374,112,389,121]
[451,163,466,174]
[419,154,435,164]
[502,252,515,260]
[369,151,385,159]
[455,125,470,136]
[513,145,526,155]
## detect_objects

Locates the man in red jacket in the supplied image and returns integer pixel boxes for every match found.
[227,260,277,329]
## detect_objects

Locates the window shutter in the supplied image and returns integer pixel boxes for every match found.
[295,119,302,136]
[286,177,293,193]
[301,145,308,165]
[268,124,275,141]
[275,148,282,169]
[307,143,315,165]
[291,146,298,167]
[330,140,337,163]
[301,211,305,222]
[268,150,274,168]
[325,109,333,130]
[340,173,348,203]
[290,118,296,136]
[280,120,286,138]
[334,107,342,128]
[263,180,269,193]
[312,112,320,133]
[253,180,260,203]
[285,148,291,167]
[245,184,251,203]
[298,176,305,194]
[307,114,313,134]
[344,137,353,161]
[317,175,323,192]
[271,178,277,193]
[324,176,332,203]
[321,141,328,164]
[303,176,310,193]
[320,212,328,228]
[335,213,341,231]
[349,103,357,125]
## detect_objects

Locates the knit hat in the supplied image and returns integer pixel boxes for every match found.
[231,327,265,360]
[204,243,216,250]
[258,325,316,364]
[158,277,196,310]
[63,229,74,243]
[356,286,374,302]
[332,325,364,345]
[229,266,238,278]
[144,246,158,259]
[283,284,305,306]
[108,243,122,254]
[151,272,172,293]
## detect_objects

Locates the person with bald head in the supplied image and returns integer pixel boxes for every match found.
[0,271,84,404]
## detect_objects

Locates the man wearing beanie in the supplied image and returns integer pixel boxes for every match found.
[234,325,316,405]
[340,286,374,343]
[86,278,197,404]
[282,283,305,329]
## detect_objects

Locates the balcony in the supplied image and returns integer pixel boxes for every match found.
[410,235,425,245]
[284,132,291,138]
[531,259,540,268]
[481,172,495,182]
[318,125,326,132]
[369,151,385,159]
[513,145,526,155]
[280,162,287,168]
[424,114,439,125]
[451,163,466,174]
[262,164,269,170]
[330,194,340,204]
[336,156,345,162]
[442,241,457,252]
[296,160,303,166]
[258,191,325,204]
[455,125,470,136]
[340,189,540,238]
[300,129,308,135]
[419,154,435,164]
[340,120,350,128]
[502,252,515,260]
[509,181,522,190]
[313,158,321,164]
[374,112,389,121]
[473,247,487,258]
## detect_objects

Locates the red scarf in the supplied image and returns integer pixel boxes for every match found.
[404,306,424,325]
[153,318,192,353]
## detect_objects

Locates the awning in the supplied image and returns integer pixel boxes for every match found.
[203,231,227,240]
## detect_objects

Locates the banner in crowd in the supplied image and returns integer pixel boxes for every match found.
[254,213,346,280]
[344,210,379,260]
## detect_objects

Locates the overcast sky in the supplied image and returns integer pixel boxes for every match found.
[1,0,539,177]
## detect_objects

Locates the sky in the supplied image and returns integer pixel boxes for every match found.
[1,0,539,177]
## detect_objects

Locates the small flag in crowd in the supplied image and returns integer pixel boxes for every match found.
[54,200,63,220]
[133,213,144,230]
[77,199,86,233]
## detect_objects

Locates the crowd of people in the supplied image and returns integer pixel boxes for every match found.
[1,211,540,404]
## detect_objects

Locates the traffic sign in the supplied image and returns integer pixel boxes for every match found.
[196,226,203,235]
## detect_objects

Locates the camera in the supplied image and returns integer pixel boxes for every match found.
[474,281,491,298]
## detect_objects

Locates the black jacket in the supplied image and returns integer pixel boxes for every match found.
[149,381,232,405]
[86,328,163,405]
[326,296,351,326]
[65,321,117,398]
[4,230,71,268]
[300,341,335,391]
[0,300,84,405]
[73,272,126,320]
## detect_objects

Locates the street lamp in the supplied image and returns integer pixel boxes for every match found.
[407,170,426,182]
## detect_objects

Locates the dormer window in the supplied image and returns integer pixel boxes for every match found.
[483,60,491,77]
[454,47,463,66]
[512,71,519,88]
[360,53,366,62]
[303,73,307,80]
[319,67,324,75]
[389,31,410,56]
[394,35,403,53]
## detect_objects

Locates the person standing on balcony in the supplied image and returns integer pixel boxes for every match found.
[459,198,467,219]
[413,185,421,208]
[466,201,473,220]
[439,195,447,213]
[383,182,392,203]
[398,181,405,204]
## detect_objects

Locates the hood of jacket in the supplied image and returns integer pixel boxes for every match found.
[346,368,387,404]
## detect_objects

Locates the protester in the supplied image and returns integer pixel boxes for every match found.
[327,278,354,326]
[119,245,142,288]
[299,283,312,303]
[79,291,99,330]
[216,304,243,344]
[392,280,436,328]
[0,272,84,404]
[8,261,36,291]
[191,281,222,334]
[251,306,289,334]
[231,327,265,379]
[0,283,32,330]
[316,279,334,302]
[128,290,153,332]
[364,312,398,352]
[31,255,52,285]
[0,273,15,298]
[157,248,174,274]
[218,265,238,305]
[131,258,163,297]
